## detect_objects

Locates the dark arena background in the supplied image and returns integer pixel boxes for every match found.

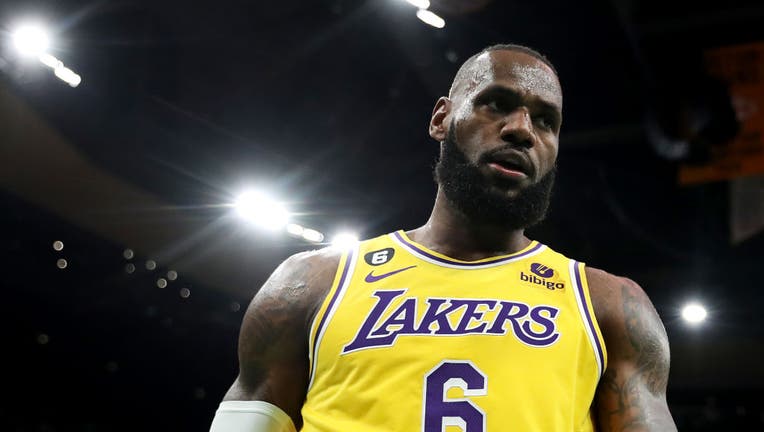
[2,0,764,430]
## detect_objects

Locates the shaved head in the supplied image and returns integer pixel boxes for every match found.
[449,44,558,99]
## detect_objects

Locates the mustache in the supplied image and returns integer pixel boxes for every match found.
[477,145,531,165]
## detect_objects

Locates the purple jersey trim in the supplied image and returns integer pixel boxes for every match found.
[573,261,606,375]
[392,231,543,268]
[311,248,355,364]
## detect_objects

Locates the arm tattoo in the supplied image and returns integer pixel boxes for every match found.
[622,284,670,394]
[598,282,672,431]
[234,258,316,396]
[600,368,648,431]
[246,259,314,354]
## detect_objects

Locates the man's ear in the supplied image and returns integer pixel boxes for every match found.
[429,97,451,142]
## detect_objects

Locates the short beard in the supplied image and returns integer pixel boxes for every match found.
[434,125,556,230]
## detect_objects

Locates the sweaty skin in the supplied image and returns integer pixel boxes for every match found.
[219,50,676,431]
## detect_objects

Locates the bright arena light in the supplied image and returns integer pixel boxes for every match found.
[234,190,289,230]
[39,53,62,69]
[301,228,325,243]
[331,232,359,249]
[12,24,50,57]
[286,223,305,236]
[53,65,82,87]
[681,303,708,325]
[416,9,445,28]
[405,0,431,9]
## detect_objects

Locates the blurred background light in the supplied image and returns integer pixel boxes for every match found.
[52,240,64,251]
[301,228,324,243]
[404,0,430,9]
[331,232,359,249]
[53,65,81,87]
[234,190,289,230]
[681,302,708,325]
[36,333,49,345]
[10,24,82,87]
[416,10,445,28]
[156,278,167,288]
[56,258,67,269]
[12,24,50,57]
[38,53,62,69]
[286,223,304,236]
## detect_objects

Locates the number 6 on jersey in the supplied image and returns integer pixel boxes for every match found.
[423,361,487,432]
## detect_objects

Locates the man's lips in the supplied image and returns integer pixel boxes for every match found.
[482,149,535,179]
[487,161,529,179]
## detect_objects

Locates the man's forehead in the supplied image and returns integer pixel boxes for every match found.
[467,50,562,107]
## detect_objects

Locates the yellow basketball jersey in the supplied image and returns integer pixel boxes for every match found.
[301,231,607,431]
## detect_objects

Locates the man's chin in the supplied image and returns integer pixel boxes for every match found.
[483,176,533,198]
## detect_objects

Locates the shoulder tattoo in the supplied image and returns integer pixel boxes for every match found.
[596,280,673,431]
[621,282,670,394]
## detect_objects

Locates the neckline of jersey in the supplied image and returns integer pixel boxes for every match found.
[390,230,545,269]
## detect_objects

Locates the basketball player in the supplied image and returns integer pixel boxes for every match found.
[209,45,677,431]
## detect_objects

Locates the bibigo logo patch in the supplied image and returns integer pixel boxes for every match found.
[521,263,564,290]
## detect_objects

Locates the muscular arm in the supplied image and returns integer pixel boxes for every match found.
[587,268,677,432]
[221,249,340,429]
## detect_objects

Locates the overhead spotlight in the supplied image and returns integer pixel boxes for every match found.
[11,25,83,88]
[681,302,708,325]
[12,24,50,57]
[234,190,289,231]
[301,228,325,243]
[331,232,359,249]
[53,65,82,87]
[286,223,305,236]
[416,9,445,28]
[404,0,430,9]
[38,53,62,69]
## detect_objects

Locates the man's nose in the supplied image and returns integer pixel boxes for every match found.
[499,108,534,148]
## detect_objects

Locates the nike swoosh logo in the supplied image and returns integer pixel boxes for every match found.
[364,265,417,283]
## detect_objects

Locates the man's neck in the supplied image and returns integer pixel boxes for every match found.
[407,189,531,262]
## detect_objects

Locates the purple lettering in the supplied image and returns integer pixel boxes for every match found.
[452,300,497,333]
[486,301,529,335]
[370,298,418,336]
[342,289,406,353]
[342,291,561,354]
[416,299,461,335]
[521,305,560,344]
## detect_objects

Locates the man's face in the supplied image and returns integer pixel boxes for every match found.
[432,50,563,229]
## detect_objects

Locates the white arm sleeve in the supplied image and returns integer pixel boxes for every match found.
[209,400,297,432]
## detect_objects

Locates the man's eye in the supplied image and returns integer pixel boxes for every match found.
[536,116,554,130]
[486,100,501,111]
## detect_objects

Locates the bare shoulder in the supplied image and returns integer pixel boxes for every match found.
[223,247,343,425]
[584,267,657,330]
[584,266,676,431]
[248,247,343,329]
[583,266,668,367]
[236,247,343,370]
